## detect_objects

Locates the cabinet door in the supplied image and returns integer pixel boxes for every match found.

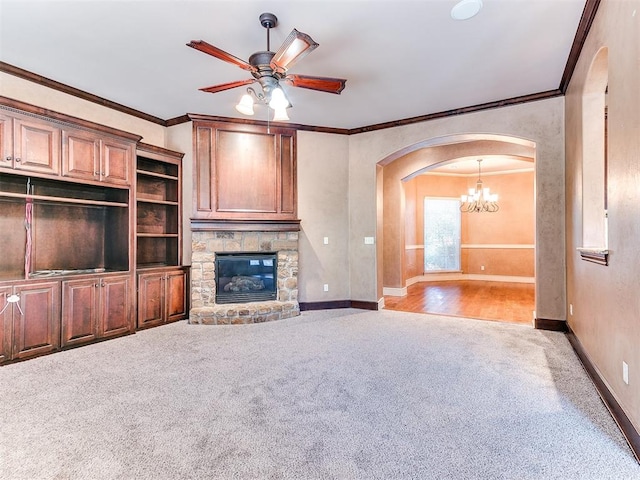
[166,269,188,322]
[61,129,101,182]
[12,282,60,360]
[0,286,13,363]
[61,278,99,347]
[102,139,131,185]
[98,276,131,338]
[137,272,165,329]
[13,117,61,175]
[0,113,13,169]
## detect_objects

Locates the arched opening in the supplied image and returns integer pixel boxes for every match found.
[377,134,537,325]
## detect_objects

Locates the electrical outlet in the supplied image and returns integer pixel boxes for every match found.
[323,236,329,245]
[480,265,485,271]
[323,284,329,292]
[570,304,573,315]
[623,361,629,385]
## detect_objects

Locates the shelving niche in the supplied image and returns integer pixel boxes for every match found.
[0,175,129,281]
[136,152,180,267]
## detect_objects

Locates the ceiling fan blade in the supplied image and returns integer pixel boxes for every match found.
[199,78,256,94]
[270,29,319,74]
[187,40,257,72]
[284,74,346,94]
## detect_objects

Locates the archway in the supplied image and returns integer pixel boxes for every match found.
[377,133,537,324]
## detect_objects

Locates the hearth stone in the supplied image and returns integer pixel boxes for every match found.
[189,300,300,325]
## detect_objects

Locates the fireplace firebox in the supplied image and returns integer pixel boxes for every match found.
[215,252,277,304]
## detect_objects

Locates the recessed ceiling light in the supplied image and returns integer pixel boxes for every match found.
[451,0,483,20]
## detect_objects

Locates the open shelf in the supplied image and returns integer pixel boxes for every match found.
[0,174,130,281]
[135,147,182,268]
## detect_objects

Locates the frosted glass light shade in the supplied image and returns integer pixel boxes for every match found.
[269,88,289,110]
[235,94,255,115]
[272,107,289,121]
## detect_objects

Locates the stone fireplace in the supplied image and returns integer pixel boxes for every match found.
[189,229,300,325]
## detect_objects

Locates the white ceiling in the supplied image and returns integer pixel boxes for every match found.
[0,0,587,131]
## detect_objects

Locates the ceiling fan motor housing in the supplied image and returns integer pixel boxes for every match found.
[259,13,278,29]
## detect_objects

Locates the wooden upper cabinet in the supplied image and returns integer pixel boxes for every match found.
[62,129,132,186]
[102,138,132,186]
[13,116,61,175]
[1,100,139,186]
[62,128,102,182]
[193,121,297,222]
[0,112,13,169]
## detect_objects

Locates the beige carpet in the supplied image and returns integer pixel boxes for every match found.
[0,309,637,479]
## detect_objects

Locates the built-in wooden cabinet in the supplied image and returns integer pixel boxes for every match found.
[135,143,188,330]
[61,274,132,347]
[61,128,102,183]
[61,128,132,186]
[9,281,61,361]
[0,100,189,364]
[0,286,13,363]
[98,274,132,338]
[0,98,140,364]
[191,118,297,224]
[137,267,188,329]
[0,112,61,175]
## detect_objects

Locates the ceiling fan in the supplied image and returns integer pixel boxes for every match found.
[187,12,347,121]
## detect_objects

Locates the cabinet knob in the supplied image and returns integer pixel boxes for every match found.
[94,171,100,175]
[5,156,12,161]
[15,158,21,163]
[94,283,99,288]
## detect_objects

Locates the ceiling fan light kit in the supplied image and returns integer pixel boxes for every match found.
[187,12,346,122]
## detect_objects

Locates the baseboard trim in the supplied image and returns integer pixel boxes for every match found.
[299,300,379,311]
[566,326,640,463]
[534,318,568,331]
[350,300,379,311]
[382,286,407,297]
[299,300,351,311]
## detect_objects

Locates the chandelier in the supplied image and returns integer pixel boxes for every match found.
[460,159,499,213]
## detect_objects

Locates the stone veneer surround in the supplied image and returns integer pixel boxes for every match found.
[189,230,300,324]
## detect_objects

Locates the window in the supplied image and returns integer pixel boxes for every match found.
[423,197,461,272]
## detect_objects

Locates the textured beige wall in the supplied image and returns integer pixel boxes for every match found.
[166,122,194,266]
[297,131,351,302]
[565,0,640,433]
[350,99,564,319]
[0,73,165,146]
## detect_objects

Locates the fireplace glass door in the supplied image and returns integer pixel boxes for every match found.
[215,252,277,304]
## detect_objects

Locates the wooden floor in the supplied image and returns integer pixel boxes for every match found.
[383,280,535,326]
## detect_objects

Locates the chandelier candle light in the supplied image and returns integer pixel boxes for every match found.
[460,159,499,213]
